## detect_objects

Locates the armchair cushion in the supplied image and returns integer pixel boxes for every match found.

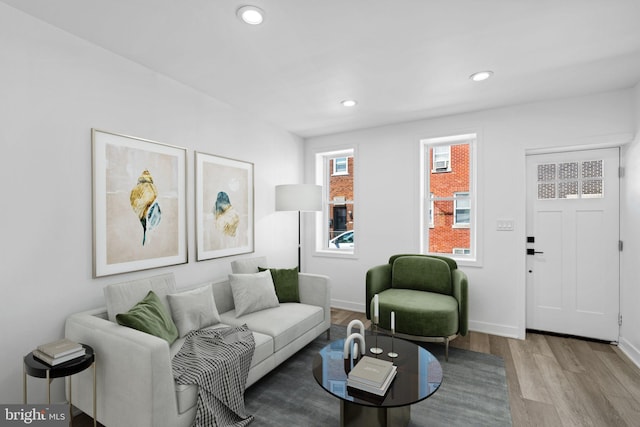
[372,289,459,337]
[391,256,452,295]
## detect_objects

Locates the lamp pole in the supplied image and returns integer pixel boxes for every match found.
[297,210,302,272]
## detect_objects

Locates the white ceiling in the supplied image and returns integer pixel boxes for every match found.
[4,0,640,138]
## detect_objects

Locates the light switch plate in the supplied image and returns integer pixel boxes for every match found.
[497,219,514,231]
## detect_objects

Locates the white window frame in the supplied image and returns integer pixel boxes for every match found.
[315,148,356,257]
[419,133,481,266]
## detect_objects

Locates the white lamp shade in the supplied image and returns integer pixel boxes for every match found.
[276,184,322,212]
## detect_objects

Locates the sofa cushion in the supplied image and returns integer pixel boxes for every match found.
[104,272,176,322]
[391,256,452,295]
[230,257,268,274]
[229,271,280,316]
[116,290,179,344]
[374,288,459,337]
[170,324,273,415]
[258,267,300,303]
[167,284,221,337]
[219,303,323,352]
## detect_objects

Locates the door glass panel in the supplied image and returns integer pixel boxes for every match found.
[582,160,603,178]
[582,180,603,198]
[558,162,579,179]
[538,183,556,199]
[537,159,604,200]
[537,164,556,181]
[559,181,579,199]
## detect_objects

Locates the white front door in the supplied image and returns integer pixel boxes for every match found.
[526,147,620,341]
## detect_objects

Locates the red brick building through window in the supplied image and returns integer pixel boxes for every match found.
[328,156,354,241]
[428,143,470,254]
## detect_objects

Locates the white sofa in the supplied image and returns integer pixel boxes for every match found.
[65,257,331,427]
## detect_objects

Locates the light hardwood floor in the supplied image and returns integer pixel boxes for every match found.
[75,309,640,426]
[332,307,640,426]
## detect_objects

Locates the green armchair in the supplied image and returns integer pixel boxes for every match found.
[366,254,468,360]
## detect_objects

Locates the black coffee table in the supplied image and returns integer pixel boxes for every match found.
[312,335,442,427]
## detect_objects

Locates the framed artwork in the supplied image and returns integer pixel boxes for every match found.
[92,129,187,277]
[195,151,254,261]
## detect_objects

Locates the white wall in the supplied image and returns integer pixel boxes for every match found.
[304,90,635,341]
[619,83,640,366]
[0,4,303,404]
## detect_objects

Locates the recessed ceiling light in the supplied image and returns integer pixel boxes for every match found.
[341,100,357,107]
[469,71,494,82]
[237,5,265,25]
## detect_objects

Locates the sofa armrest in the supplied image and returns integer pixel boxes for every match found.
[65,308,178,427]
[298,273,331,328]
[365,264,393,319]
[452,269,469,336]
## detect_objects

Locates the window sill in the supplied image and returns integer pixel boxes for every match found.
[452,224,470,229]
[313,249,358,260]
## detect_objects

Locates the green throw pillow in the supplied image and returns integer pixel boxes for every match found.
[258,267,300,303]
[116,290,179,344]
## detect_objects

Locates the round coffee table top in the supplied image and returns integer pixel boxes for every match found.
[312,335,442,408]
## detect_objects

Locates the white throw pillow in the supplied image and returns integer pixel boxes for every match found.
[167,284,221,337]
[229,270,280,317]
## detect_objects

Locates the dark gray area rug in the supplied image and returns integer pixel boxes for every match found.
[244,324,512,426]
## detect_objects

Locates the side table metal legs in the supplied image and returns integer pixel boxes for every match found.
[22,360,97,427]
[92,360,97,427]
[22,366,52,404]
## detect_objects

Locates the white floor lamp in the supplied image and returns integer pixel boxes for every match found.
[275,184,322,272]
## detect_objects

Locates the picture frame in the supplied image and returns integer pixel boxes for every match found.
[92,129,187,277]
[195,151,254,261]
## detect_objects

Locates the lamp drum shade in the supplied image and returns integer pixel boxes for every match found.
[275,184,322,212]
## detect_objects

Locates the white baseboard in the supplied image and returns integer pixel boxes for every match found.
[330,303,523,339]
[618,336,640,369]
[331,299,366,313]
[468,320,521,339]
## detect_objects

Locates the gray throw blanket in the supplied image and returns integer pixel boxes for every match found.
[172,325,256,427]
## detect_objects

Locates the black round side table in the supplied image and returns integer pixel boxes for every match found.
[23,343,96,427]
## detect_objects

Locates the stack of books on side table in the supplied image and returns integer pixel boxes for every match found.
[33,338,85,366]
[347,356,397,396]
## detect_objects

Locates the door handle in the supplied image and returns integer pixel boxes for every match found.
[526,248,544,255]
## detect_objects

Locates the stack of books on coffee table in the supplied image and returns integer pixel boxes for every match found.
[347,356,397,396]
[33,338,85,366]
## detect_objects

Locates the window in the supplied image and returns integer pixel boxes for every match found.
[333,157,349,175]
[454,192,470,226]
[453,248,471,255]
[421,134,477,262]
[316,149,355,254]
[432,146,451,172]
[537,160,604,200]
